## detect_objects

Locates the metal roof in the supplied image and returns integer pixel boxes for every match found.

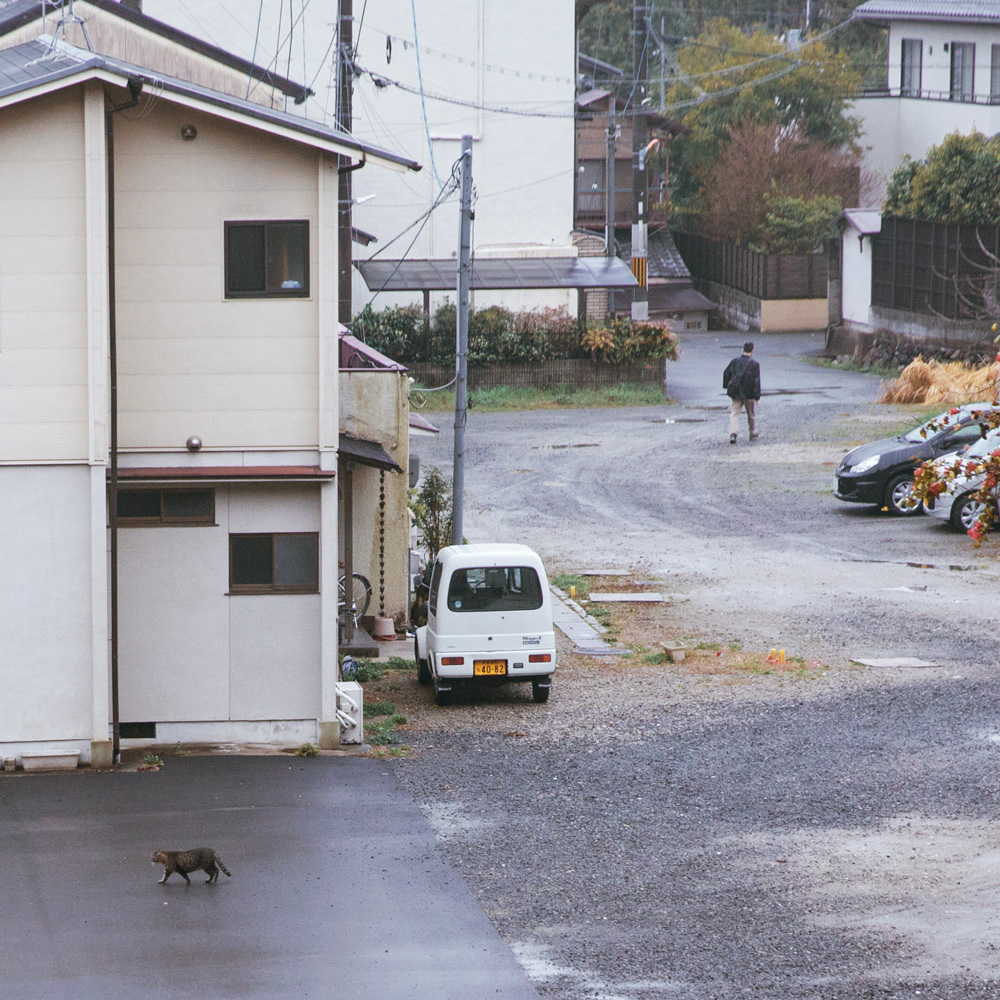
[853,0,1000,23]
[0,0,311,102]
[356,256,638,292]
[843,209,883,236]
[0,38,420,172]
[339,435,404,474]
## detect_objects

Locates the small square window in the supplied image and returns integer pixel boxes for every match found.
[230,533,319,594]
[117,488,215,526]
[225,220,309,298]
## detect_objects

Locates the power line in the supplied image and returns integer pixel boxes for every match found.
[409,0,443,187]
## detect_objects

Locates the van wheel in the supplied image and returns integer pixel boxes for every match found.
[531,680,550,704]
[414,638,430,685]
[434,681,453,707]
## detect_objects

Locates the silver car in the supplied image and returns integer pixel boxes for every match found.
[923,427,1000,531]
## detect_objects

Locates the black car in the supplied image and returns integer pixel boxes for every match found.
[835,403,1000,515]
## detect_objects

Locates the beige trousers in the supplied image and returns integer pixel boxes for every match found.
[729,397,756,436]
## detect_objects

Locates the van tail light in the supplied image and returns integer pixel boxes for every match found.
[440,656,464,665]
[528,654,551,663]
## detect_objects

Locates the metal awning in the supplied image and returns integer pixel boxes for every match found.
[356,256,638,292]
[339,434,404,473]
[114,466,335,481]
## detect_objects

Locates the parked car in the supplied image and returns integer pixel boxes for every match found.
[922,426,1000,531]
[414,543,555,706]
[835,402,1000,515]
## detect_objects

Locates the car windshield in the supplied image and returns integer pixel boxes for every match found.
[446,566,543,612]
[964,428,1000,458]
[901,407,995,443]
[901,411,963,442]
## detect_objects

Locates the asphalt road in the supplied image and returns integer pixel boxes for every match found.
[412,330,1000,668]
[392,329,1000,999]
[1,755,541,1000]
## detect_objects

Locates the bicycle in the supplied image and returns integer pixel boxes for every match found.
[338,572,372,618]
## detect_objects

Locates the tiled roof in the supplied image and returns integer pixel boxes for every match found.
[0,38,419,171]
[620,228,693,281]
[853,0,1000,22]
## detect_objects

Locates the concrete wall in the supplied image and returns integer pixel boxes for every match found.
[118,484,323,728]
[114,102,330,450]
[339,371,411,619]
[840,229,875,329]
[703,282,826,332]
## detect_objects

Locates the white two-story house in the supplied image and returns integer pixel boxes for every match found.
[853,0,1000,195]
[0,1,417,768]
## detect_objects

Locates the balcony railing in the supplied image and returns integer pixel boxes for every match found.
[859,85,1000,105]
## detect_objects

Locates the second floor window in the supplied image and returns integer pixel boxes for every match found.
[225,220,309,298]
[950,42,975,101]
[991,45,1000,102]
[901,38,922,96]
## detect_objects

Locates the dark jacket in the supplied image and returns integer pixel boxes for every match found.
[723,355,761,400]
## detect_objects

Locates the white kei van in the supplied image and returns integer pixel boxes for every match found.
[414,543,556,706]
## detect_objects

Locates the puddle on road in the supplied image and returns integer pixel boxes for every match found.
[846,557,978,572]
[650,417,708,424]
[532,443,600,450]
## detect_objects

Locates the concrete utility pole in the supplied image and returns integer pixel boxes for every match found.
[605,99,617,314]
[452,135,473,545]
[631,0,650,321]
[337,0,355,325]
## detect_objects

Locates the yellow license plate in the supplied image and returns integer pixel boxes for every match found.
[474,660,507,676]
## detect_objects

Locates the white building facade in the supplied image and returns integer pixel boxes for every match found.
[854,1,1000,197]
[0,5,415,768]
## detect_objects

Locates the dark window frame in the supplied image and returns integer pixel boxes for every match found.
[116,487,216,526]
[224,219,310,298]
[229,532,319,595]
[900,38,922,96]
[950,41,975,101]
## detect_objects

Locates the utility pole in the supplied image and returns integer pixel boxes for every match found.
[631,0,650,321]
[337,0,354,325]
[452,135,473,545]
[605,99,617,314]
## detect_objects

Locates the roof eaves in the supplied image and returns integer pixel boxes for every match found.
[0,38,420,173]
[0,0,313,102]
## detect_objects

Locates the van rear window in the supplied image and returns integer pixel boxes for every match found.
[446,566,543,612]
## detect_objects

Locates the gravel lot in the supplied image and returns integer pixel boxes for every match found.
[378,331,1000,999]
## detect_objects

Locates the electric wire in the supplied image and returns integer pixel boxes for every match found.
[409,0,444,187]
[246,0,265,99]
[358,156,463,315]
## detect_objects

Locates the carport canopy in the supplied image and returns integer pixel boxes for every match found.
[356,256,638,292]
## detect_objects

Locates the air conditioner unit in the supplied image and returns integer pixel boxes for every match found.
[335,681,364,744]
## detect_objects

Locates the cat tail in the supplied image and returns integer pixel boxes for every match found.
[217,856,232,877]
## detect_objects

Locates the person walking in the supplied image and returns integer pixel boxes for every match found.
[723,342,761,444]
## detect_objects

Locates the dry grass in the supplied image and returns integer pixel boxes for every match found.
[878,357,1000,405]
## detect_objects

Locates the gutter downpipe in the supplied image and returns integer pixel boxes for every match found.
[107,78,144,764]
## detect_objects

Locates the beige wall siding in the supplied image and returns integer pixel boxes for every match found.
[114,103,322,449]
[0,89,89,462]
[119,483,322,724]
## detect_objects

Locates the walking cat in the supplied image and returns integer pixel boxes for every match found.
[152,848,232,884]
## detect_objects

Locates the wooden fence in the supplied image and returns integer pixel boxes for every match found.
[872,217,1000,320]
[674,231,828,299]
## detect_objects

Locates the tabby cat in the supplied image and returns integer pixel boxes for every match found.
[151,848,232,884]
